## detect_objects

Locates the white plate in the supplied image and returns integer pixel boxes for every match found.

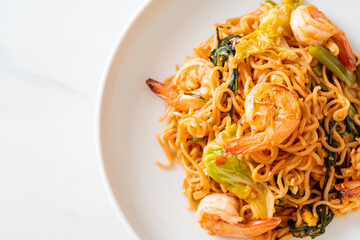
[96,0,360,239]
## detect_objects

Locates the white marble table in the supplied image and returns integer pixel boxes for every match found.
[0,0,144,239]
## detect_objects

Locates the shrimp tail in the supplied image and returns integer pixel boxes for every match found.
[224,133,267,155]
[238,218,281,238]
[146,78,205,111]
[197,193,280,238]
[146,78,178,103]
[335,180,360,195]
[332,32,357,71]
[200,217,281,238]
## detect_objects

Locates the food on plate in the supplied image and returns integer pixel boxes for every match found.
[146,0,360,239]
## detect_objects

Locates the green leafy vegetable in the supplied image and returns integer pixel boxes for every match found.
[288,193,302,199]
[282,0,302,9]
[289,206,334,238]
[265,0,277,6]
[232,1,301,67]
[327,122,337,166]
[189,137,208,143]
[309,45,356,87]
[333,114,360,187]
[312,64,323,77]
[344,115,360,138]
[289,156,334,238]
[209,26,242,67]
[203,141,273,218]
[356,66,360,85]
[184,92,209,102]
[309,80,327,92]
[319,82,328,92]
[290,123,337,238]
[228,123,237,137]
[228,68,238,94]
[276,198,298,208]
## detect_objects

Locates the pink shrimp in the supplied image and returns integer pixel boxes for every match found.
[196,193,281,238]
[146,78,206,112]
[224,83,301,155]
[290,4,356,71]
[336,180,360,195]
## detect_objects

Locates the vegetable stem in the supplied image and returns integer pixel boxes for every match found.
[189,137,208,143]
[184,92,209,102]
[312,64,322,77]
[265,0,277,6]
[356,66,360,85]
[327,122,337,166]
[209,27,241,67]
[309,45,356,87]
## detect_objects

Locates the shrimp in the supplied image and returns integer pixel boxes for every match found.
[146,78,206,112]
[290,5,356,71]
[224,83,301,155]
[196,193,281,238]
[173,57,214,98]
[336,180,360,195]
